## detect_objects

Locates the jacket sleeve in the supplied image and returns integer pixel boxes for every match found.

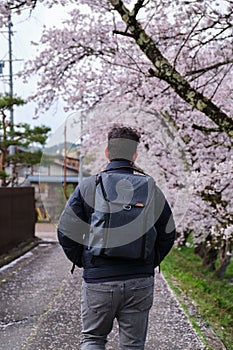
[154,186,176,266]
[57,229,84,268]
[57,181,92,268]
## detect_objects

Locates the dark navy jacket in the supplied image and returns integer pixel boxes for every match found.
[57,160,176,282]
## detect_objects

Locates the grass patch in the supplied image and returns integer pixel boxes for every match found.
[161,245,233,350]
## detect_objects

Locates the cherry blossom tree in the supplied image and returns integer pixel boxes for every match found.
[0,0,232,276]
[1,1,232,133]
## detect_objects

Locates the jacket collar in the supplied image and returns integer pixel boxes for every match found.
[105,160,134,173]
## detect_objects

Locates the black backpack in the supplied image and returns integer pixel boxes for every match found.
[87,167,157,260]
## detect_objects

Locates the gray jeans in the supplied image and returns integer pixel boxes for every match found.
[81,276,154,350]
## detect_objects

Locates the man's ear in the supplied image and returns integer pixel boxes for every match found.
[132,151,138,163]
[105,146,109,160]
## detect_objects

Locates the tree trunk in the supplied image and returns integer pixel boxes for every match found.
[215,240,232,279]
[202,248,218,270]
[214,255,231,279]
[194,242,206,259]
[0,149,7,187]
[194,241,218,270]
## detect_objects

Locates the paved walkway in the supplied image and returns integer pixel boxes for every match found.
[0,224,224,349]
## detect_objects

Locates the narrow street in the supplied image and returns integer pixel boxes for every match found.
[0,226,207,350]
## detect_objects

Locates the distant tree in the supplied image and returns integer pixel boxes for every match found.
[0,94,51,186]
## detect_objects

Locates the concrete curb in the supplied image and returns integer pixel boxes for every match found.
[0,238,39,268]
[0,237,57,269]
[0,222,58,269]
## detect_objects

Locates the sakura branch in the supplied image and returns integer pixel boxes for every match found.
[110,0,233,137]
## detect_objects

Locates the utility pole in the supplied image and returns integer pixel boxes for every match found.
[8,14,15,186]
[0,13,16,186]
[8,14,14,123]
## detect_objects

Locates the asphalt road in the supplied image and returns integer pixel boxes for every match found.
[0,233,208,350]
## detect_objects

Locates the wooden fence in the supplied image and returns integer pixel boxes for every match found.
[0,187,36,254]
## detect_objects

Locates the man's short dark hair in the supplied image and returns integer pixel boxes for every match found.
[107,126,141,161]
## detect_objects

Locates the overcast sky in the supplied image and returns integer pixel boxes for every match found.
[0,2,76,135]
